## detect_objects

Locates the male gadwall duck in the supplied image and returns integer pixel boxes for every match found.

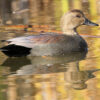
[0,9,99,57]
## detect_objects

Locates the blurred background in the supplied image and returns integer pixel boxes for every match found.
[0,0,100,25]
[0,0,100,100]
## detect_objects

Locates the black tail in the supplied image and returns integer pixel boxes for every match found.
[0,44,31,57]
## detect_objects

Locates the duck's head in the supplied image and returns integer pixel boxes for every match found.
[61,9,99,34]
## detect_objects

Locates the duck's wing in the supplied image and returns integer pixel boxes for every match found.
[5,33,65,48]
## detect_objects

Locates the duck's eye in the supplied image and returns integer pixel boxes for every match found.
[76,15,81,18]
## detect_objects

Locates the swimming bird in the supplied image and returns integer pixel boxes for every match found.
[0,9,99,57]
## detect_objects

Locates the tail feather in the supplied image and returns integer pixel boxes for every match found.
[0,44,31,57]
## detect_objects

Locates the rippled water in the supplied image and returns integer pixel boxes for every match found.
[0,0,100,100]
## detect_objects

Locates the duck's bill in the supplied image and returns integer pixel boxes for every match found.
[83,18,99,26]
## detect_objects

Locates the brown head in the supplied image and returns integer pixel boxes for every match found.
[61,9,99,35]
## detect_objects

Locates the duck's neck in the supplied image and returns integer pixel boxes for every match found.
[62,28,78,35]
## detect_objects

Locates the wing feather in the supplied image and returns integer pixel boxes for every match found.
[6,33,65,48]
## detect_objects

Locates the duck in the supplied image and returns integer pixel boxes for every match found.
[0,9,99,57]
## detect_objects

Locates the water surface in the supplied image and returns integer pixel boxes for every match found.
[0,0,100,100]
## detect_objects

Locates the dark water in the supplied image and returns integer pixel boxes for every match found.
[0,0,100,100]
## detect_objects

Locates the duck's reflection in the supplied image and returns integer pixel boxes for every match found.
[2,52,86,74]
[1,52,100,91]
[64,63,99,90]
[1,52,100,100]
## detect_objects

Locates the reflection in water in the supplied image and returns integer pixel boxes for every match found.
[2,52,87,75]
[0,0,100,25]
[65,67,100,90]
[1,52,100,100]
[0,0,100,100]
